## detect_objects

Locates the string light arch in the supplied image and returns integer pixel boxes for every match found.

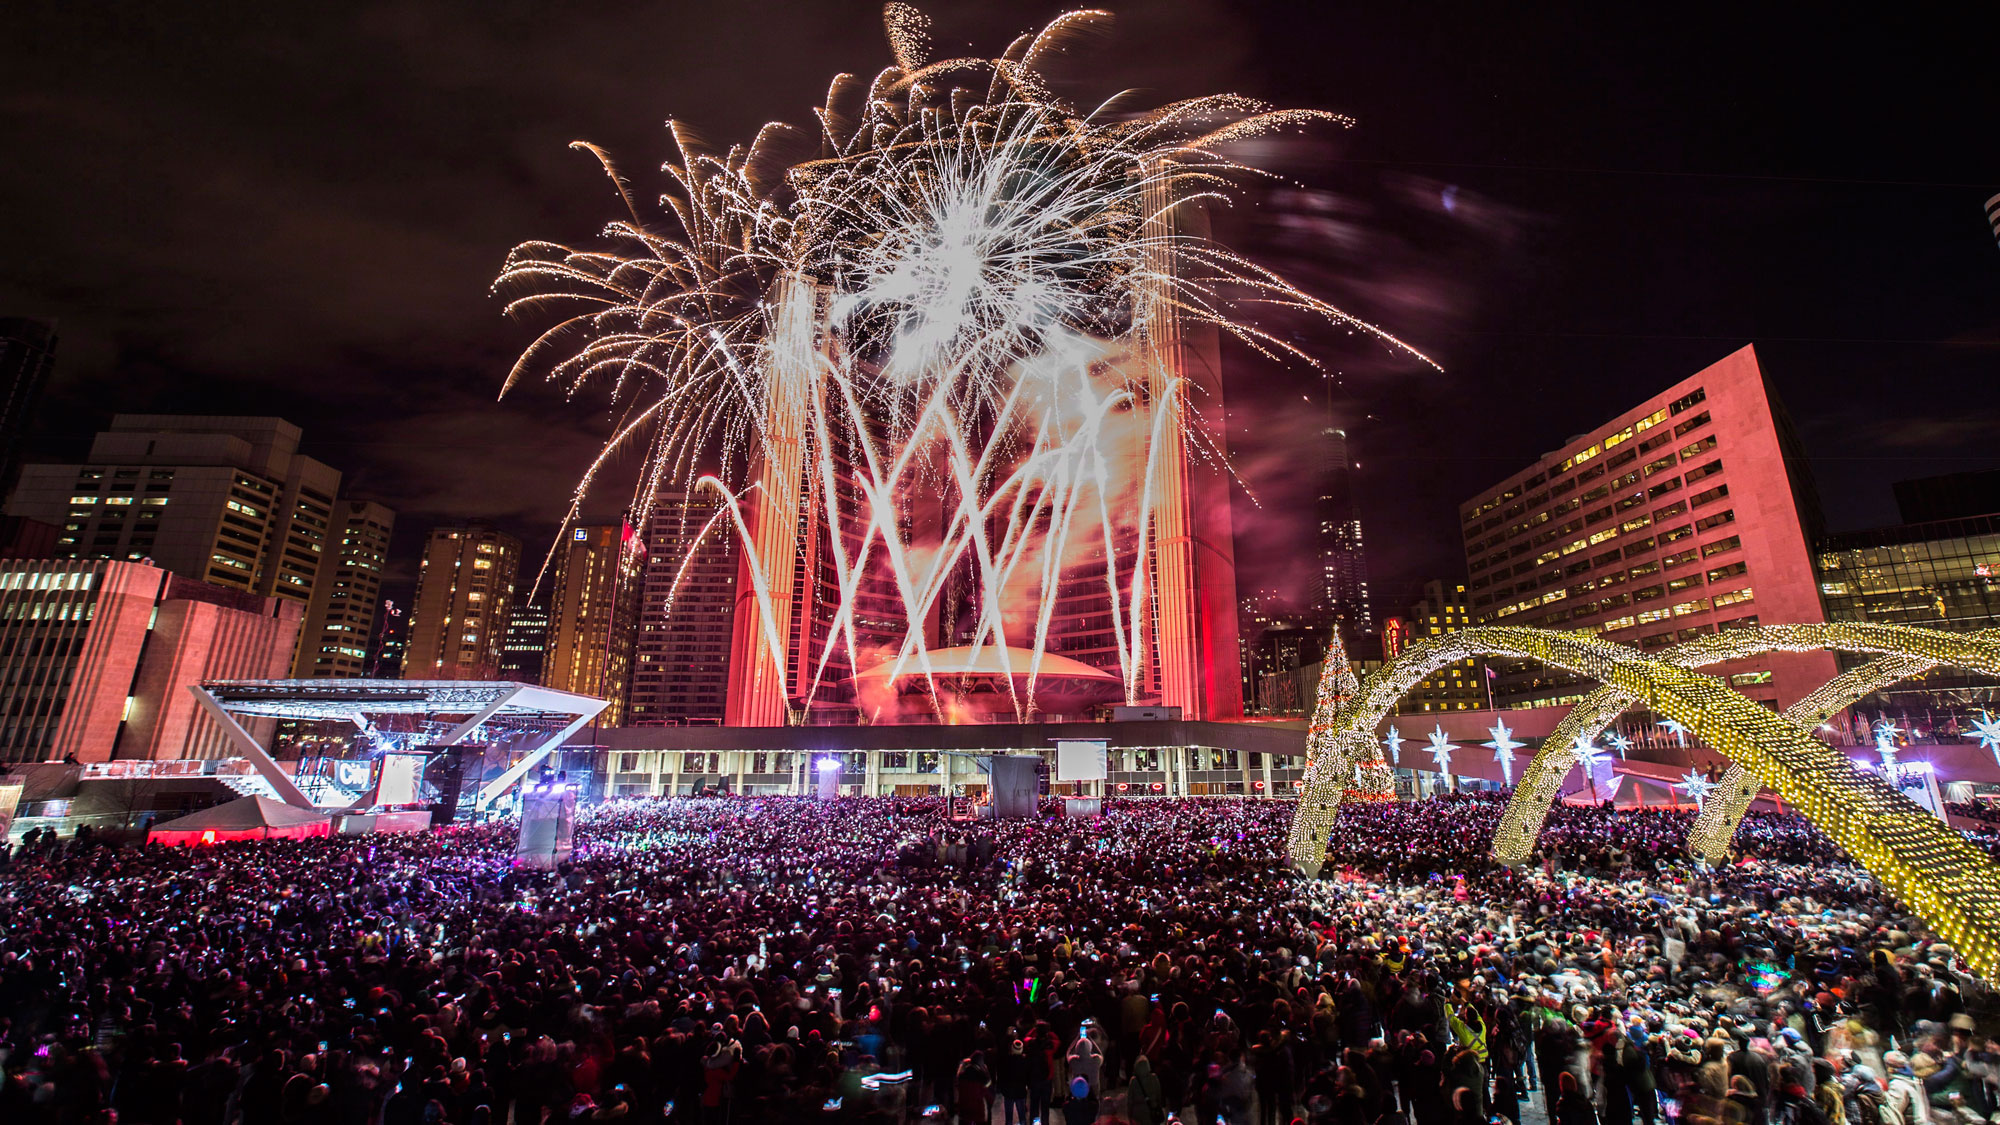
[1289,623,2000,979]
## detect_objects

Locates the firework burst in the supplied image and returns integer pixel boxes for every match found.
[495,4,1434,719]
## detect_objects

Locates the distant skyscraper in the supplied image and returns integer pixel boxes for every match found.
[1318,427,1372,634]
[0,319,57,504]
[499,601,549,684]
[544,524,640,723]
[370,598,407,678]
[629,491,737,725]
[293,500,394,678]
[8,415,342,609]
[1395,580,1485,713]
[405,523,521,679]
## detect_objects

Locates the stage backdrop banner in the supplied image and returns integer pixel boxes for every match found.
[988,755,1040,818]
[515,789,577,869]
[1055,740,1108,783]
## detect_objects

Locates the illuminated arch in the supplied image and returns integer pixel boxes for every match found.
[1686,643,1996,861]
[1288,624,2000,977]
[1491,626,2000,864]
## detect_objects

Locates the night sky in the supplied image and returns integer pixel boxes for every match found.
[4,1,1996,612]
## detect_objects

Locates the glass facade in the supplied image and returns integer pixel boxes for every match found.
[1817,514,2000,707]
[1818,515,2000,632]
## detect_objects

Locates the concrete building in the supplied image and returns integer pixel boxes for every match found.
[1460,346,1836,711]
[404,524,520,679]
[0,318,57,503]
[292,500,394,678]
[544,524,639,723]
[629,492,735,725]
[7,416,342,611]
[0,559,301,763]
[498,601,549,684]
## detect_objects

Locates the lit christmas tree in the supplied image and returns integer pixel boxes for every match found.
[1303,629,1395,802]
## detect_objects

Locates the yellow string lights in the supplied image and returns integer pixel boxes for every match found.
[1288,623,2000,980]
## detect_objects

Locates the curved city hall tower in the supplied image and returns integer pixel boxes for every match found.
[1138,175,1243,720]
[723,192,1245,725]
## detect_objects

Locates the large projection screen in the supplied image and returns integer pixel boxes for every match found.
[1055,740,1108,783]
[377,753,427,806]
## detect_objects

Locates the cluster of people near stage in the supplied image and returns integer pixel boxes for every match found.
[1,791,1995,1125]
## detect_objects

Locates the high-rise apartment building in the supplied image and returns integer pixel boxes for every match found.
[498,601,549,684]
[0,319,57,504]
[0,559,302,763]
[404,524,520,679]
[1381,580,1485,713]
[629,492,737,725]
[292,500,394,678]
[544,524,639,723]
[7,416,342,609]
[1318,426,1372,634]
[1460,346,1835,711]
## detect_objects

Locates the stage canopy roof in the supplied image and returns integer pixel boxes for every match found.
[198,679,605,725]
[192,679,608,812]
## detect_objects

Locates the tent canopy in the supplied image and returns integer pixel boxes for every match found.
[149,795,331,844]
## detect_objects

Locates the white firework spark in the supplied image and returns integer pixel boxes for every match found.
[495,6,1434,719]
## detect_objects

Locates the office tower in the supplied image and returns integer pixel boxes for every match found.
[629,492,736,725]
[1318,426,1372,634]
[544,524,639,723]
[404,523,521,679]
[291,500,394,678]
[1388,580,1485,713]
[7,416,342,610]
[0,560,302,763]
[1460,345,1835,710]
[0,319,57,504]
[1817,506,2000,716]
[498,602,549,684]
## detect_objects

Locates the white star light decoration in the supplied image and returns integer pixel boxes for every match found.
[1676,770,1716,808]
[1382,725,1405,765]
[1971,712,2000,766]
[1607,731,1633,759]
[1659,718,1689,746]
[1874,720,1902,771]
[1571,736,1609,776]
[1425,724,1457,775]
[1484,721,1525,785]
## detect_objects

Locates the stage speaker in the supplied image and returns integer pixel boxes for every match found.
[988,755,1040,818]
[422,748,471,822]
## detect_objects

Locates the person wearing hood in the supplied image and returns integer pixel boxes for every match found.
[996,1040,1030,1125]
[1557,1070,1602,1125]
[1773,1061,1833,1125]
[1067,1023,1104,1100]
[1125,1056,1165,1125]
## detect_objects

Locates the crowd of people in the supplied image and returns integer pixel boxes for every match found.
[0,790,1995,1125]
